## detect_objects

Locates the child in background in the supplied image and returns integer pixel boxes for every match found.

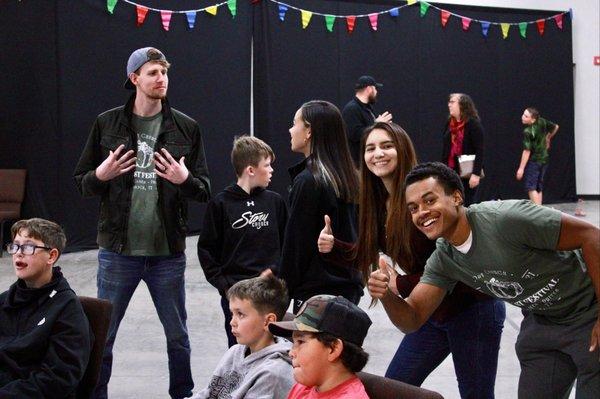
[198,136,287,346]
[192,274,294,399]
[269,294,372,399]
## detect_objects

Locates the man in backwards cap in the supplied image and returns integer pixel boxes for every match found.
[342,75,393,166]
[74,47,211,399]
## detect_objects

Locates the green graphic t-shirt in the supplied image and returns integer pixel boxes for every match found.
[522,117,557,164]
[123,113,170,256]
[421,200,597,325]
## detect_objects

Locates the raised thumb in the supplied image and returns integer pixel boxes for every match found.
[323,215,332,234]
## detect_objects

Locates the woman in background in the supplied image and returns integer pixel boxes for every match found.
[280,100,362,313]
[442,93,485,205]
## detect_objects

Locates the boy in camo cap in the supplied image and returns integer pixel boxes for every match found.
[269,295,372,398]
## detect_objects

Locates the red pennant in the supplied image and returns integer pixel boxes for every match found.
[553,14,563,29]
[136,6,149,27]
[161,10,172,31]
[440,10,450,27]
[346,16,356,33]
[536,19,545,35]
[461,17,471,31]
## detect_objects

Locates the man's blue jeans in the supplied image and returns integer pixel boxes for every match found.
[93,249,193,399]
[385,298,506,399]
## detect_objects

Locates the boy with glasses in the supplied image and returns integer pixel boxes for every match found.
[1,218,92,397]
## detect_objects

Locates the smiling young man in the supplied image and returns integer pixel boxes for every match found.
[74,47,211,399]
[368,161,600,398]
[0,218,92,397]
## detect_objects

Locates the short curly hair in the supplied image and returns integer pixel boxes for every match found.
[313,332,369,372]
[405,162,465,200]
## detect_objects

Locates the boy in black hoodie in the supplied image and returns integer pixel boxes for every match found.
[198,136,288,347]
[0,218,92,398]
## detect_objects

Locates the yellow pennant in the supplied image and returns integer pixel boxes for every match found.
[501,23,510,39]
[407,0,417,5]
[206,5,218,16]
[301,10,313,29]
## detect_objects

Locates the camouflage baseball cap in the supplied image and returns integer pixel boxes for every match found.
[269,295,372,346]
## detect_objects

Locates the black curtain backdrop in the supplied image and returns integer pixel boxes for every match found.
[1,0,252,251]
[253,0,575,204]
[1,0,574,252]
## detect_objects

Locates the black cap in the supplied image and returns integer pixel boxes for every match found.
[355,75,383,90]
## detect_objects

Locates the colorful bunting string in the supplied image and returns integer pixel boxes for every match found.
[106,0,237,30]
[265,0,569,40]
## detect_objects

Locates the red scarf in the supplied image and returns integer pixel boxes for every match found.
[448,117,465,168]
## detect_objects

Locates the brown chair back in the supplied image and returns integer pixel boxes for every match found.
[357,371,444,399]
[0,169,27,220]
[77,296,112,399]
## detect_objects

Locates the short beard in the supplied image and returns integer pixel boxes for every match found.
[368,92,377,104]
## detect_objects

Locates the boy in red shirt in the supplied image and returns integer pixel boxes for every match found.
[269,295,372,398]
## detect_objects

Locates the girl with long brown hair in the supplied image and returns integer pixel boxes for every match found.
[319,122,504,398]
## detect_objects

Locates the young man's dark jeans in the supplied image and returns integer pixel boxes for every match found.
[93,249,193,399]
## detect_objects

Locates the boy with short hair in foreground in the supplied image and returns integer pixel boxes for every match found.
[0,218,92,397]
[193,274,294,399]
[269,295,372,399]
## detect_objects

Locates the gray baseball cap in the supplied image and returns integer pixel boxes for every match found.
[124,47,167,89]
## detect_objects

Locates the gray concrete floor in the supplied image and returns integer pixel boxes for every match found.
[1,201,598,398]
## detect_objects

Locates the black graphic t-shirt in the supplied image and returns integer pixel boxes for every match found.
[421,200,597,325]
[123,113,169,256]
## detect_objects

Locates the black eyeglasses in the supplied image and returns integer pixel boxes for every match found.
[6,243,52,255]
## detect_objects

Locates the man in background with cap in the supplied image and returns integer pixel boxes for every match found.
[74,47,210,399]
[342,75,393,166]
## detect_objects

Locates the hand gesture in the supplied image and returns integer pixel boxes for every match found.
[468,173,480,188]
[368,257,392,299]
[317,215,334,253]
[516,168,524,181]
[95,144,136,181]
[375,111,393,123]
[154,148,189,185]
[260,268,274,279]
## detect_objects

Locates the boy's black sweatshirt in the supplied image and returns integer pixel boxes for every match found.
[280,158,363,302]
[197,183,288,293]
[0,267,92,398]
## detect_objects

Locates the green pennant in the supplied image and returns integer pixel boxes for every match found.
[519,22,527,38]
[420,2,430,17]
[325,15,335,32]
[107,0,117,14]
[227,0,237,18]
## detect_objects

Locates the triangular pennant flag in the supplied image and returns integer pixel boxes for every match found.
[368,13,378,31]
[278,5,288,21]
[325,15,335,32]
[227,0,237,18]
[407,0,417,5]
[554,14,563,29]
[161,10,172,31]
[518,22,527,38]
[389,8,399,17]
[481,21,490,37]
[136,6,148,27]
[536,19,545,35]
[420,2,430,17]
[186,11,196,29]
[461,17,471,31]
[440,10,450,27]
[301,10,313,29]
[206,6,218,16]
[107,0,117,14]
[346,16,356,33]
[501,23,510,39]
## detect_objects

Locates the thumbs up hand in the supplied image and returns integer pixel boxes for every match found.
[317,215,335,253]
[368,256,394,299]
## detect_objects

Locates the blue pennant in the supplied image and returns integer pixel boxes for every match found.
[389,7,399,17]
[278,5,288,22]
[186,11,196,29]
[481,21,490,37]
